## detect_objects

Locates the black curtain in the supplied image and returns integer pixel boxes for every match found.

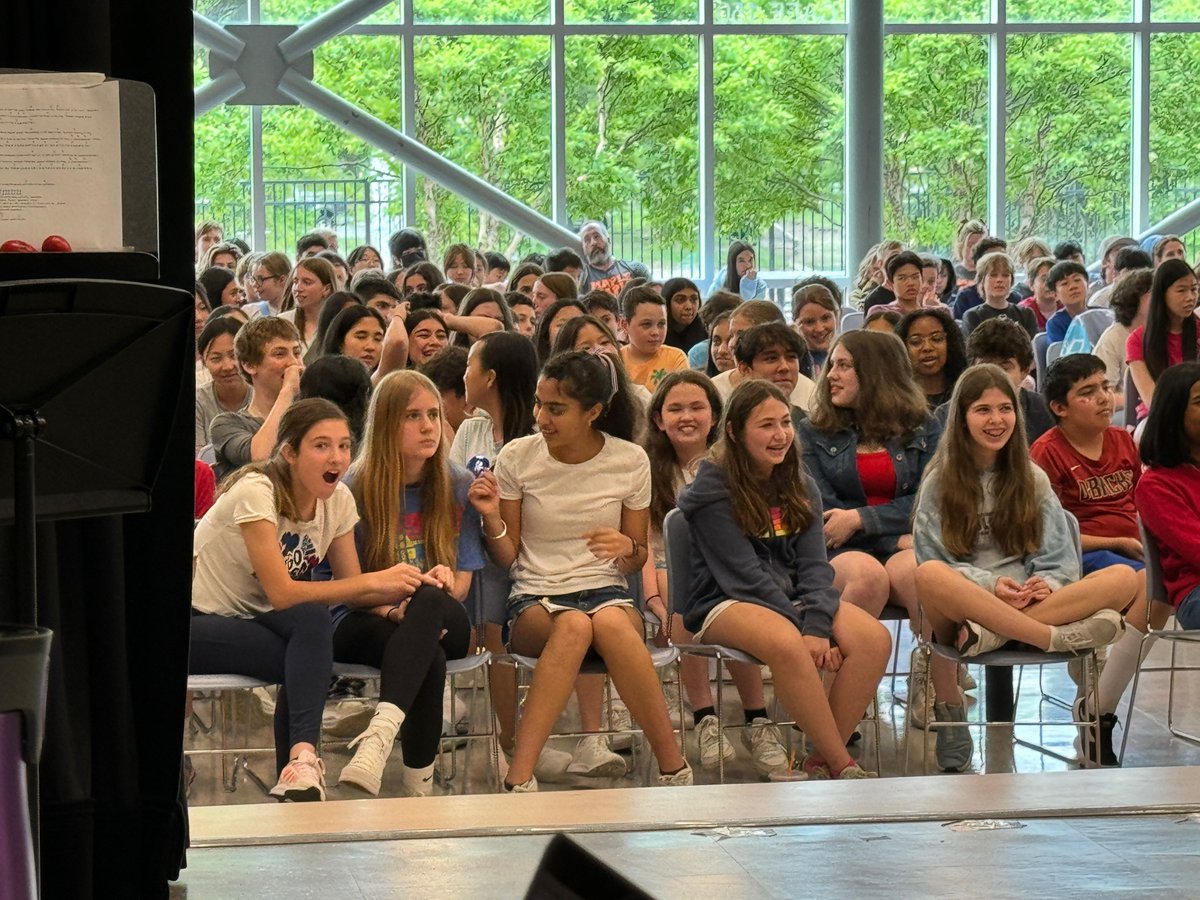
[0,3,194,898]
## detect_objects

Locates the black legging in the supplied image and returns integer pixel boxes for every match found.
[333,585,472,768]
[190,602,332,775]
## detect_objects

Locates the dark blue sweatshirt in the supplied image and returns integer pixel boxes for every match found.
[675,460,841,639]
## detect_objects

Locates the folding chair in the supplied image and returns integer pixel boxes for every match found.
[185,673,275,794]
[666,508,883,782]
[910,512,1107,774]
[1033,332,1050,390]
[502,572,682,785]
[840,311,863,332]
[1117,522,1200,764]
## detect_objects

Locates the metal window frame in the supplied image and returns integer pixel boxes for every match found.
[195,2,1200,281]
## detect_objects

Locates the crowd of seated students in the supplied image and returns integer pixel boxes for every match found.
[189,217,1199,800]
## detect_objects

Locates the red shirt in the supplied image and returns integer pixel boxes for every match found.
[856,450,896,507]
[1030,427,1139,540]
[1136,464,1200,608]
[195,460,216,519]
[1019,296,1059,332]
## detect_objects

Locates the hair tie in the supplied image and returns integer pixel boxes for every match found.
[587,346,620,401]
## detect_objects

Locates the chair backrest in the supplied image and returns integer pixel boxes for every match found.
[1138,519,1169,606]
[1076,308,1114,344]
[840,311,863,331]
[1124,368,1142,428]
[1033,332,1049,390]
[663,509,690,622]
[1047,340,1064,367]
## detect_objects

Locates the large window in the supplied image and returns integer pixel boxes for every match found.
[1005,33,1131,251]
[566,35,700,276]
[194,1,1200,277]
[883,34,987,254]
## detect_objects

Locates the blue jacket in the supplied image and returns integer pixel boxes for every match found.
[676,461,840,639]
[798,413,942,556]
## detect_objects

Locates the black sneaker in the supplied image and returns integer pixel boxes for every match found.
[1073,696,1120,767]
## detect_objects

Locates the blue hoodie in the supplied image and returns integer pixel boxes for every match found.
[675,460,840,638]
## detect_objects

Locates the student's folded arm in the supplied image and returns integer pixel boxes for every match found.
[1025,497,1080,592]
[789,498,839,639]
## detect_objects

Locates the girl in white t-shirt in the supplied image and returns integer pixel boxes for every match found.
[469,350,693,791]
[191,399,412,802]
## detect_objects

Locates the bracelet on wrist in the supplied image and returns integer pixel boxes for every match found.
[483,518,508,540]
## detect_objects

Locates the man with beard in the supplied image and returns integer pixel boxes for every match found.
[578,220,649,294]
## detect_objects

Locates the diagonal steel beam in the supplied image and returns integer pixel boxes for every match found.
[195,70,246,118]
[278,0,396,64]
[193,11,246,60]
[278,70,581,250]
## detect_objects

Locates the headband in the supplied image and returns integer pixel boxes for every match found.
[587,346,620,401]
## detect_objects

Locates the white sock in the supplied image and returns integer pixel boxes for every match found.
[400,762,435,797]
[1097,627,1157,717]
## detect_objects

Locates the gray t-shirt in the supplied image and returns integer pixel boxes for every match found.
[209,410,263,481]
[581,257,648,295]
[196,383,253,453]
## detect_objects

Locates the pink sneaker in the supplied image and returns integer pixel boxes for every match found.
[269,748,326,802]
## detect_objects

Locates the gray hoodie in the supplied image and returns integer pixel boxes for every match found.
[675,460,840,639]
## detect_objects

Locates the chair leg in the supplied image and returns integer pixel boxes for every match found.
[1117,632,1150,766]
[715,655,727,785]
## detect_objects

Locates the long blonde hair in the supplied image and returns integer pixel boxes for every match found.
[348,370,458,573]
[930,364,1040,558]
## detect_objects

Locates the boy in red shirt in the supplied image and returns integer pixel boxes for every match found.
[1031,354,1171,766]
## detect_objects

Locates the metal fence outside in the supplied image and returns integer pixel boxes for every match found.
[196,176,1199,277]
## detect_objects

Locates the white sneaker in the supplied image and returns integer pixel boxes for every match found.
[567,734,628,777]
[501,744,574,784]
[741,718,789,776]
[662,681,693,731]
[655,760,694,786]
[505,775,538,793]
[252,685,276,717]
[606,699,634,751]
[907,647,932,730]
[958,666,977,692]
[323,700,376,738]
[1049,610,1124,654]
[269,748,326,802]
[339,707,402,796]
[956,620,1008,657]
[442,683,469,736]
[696,714,735,768]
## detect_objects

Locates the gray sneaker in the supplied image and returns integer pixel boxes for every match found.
[1049,610,1124,654]
[933,701,973,772]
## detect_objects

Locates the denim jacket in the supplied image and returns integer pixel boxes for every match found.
[798,413,942,556]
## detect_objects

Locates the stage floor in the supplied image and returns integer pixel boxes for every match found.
[175,631,1200,897]
[174,776,1200,898]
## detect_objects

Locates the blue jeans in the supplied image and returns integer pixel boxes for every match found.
[1176,584,1200,630]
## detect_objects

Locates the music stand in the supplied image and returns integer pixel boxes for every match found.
[0,277,192,887]
[0,277,192,619]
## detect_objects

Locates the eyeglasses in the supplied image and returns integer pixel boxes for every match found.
[250,274,282,286]
[906,333,948,349]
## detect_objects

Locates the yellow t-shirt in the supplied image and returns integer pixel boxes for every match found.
[620,344,689,392]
